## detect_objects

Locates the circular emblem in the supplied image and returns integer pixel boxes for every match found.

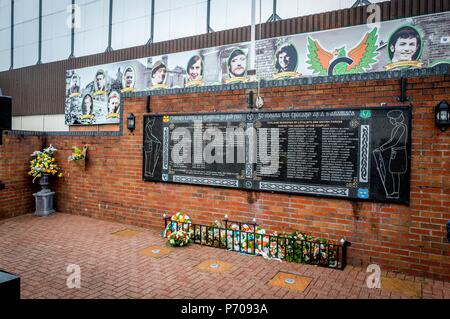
[350,119,359,128]
[284,278,296,285]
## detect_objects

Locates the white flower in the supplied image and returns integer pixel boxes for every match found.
[43,144,58,154]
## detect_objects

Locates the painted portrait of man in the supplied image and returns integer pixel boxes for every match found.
[151,60,168,89]
[273,43,301,79]
[385,26,423,70]
[275,44,298,73]
[228,49,247,77]
[107,90,120,119]
[121,66,136,93]
[94,69,107,93]
[80,93,94,121]
[69,74,81,97]
[186,55,204,87]
[225,49,248,84]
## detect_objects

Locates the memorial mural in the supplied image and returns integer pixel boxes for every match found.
[65,12,450,125]
[65,59,148,125]
[143,106,412,204]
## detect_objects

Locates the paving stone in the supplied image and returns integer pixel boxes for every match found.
[0,213,447,299]
[268,272,313,292]
[111,229,142,237]
[381,277,422,298]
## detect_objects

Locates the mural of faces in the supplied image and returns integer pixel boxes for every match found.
[82,94,93,115]
[389,26,422,63]
[187,55,203,82]
[228,49,247,77]
[275,44,298,73]
[152,61,167,85]
[122,66,135,89]
[108,91,120,114]
[95,70,106,92]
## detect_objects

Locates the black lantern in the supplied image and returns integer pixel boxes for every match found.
[435,101,449,132]
[127,113,136,132]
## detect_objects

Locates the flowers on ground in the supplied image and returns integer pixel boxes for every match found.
[28,144,63,182]
[161,212,192,238]
[167,229,193,247]
[160,212,339,267]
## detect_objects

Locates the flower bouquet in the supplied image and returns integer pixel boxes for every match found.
[28,144,63,182]
[227,224,270,254]
[167,229,193,247]
[68,145,88,170]
[161,212,192,237]
[195,220,227,247]
[285,232,338,267]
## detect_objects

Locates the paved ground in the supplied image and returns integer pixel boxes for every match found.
[0,213,448,299]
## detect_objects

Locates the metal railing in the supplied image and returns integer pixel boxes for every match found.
[163,217,347,270]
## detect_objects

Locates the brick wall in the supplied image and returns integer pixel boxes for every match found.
[0,134,44,219]
[1,75,449,280]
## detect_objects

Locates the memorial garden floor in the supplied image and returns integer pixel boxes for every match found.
[0,213,448,299]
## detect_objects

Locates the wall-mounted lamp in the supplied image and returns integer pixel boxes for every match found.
[435,100,449,132]
[127,113,136,132]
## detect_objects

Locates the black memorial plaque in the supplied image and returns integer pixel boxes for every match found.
[143,107,411,204]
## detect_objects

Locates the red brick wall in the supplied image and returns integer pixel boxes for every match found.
[1,75,449,280]
[0,134,44,219]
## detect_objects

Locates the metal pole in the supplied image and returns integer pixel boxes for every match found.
[37,0,42,64]
[250,0,256,71]
[267,0,281,22]
[206,0,213,33]
[69,0,75,58]
[273,0,276,20]
[10,0,14,69]
[147,0,155,44]
[105,0,113,52]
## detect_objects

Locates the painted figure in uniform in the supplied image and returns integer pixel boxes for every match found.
[373,110,408,199]
[144,117,161,177]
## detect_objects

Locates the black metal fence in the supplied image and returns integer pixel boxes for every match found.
[163,218,347,270]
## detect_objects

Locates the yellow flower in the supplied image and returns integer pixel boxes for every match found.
[58,173,63,178]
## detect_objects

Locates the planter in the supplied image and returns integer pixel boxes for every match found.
[33,174,55,216]
[69,145,88,170]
